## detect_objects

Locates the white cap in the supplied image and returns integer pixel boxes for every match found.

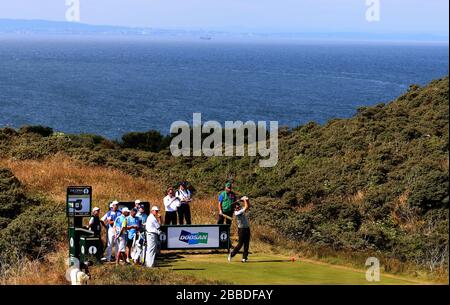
[93,207,100,212]
[135,199,141,204]
[151,206,160,211]
[110,200,119,208]
[121,207,130,213]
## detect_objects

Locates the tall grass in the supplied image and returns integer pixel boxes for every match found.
[0,244,68,285]
[0,155,446,284]
[0,155,238,284]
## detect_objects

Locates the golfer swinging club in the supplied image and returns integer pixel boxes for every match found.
[228,196,251,263]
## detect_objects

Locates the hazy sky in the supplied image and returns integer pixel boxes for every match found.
[0,0,448,34]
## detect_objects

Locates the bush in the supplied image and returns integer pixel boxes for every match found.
[0,168,64,270]
[0,168,36,221]
[0,77,448,273]
[0,203,65,267]
[121,130,171,152]
[0,127,18,141]
[18,125,53,137]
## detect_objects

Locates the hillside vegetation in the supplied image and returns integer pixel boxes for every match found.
[0,167,65,273]
[0,157,225,284]
[0,77,448,278]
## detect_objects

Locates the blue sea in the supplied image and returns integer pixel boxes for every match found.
[0,37,448,139]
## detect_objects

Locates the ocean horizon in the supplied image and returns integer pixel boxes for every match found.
[0,37,448,139]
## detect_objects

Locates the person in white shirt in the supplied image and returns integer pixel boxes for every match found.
[175,182,192,225]
[145,206,162,268]
[69,263,90,285]
[100,201,121,262]
[164,187,181,225]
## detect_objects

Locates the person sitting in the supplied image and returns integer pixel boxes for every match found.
[70,263,91,285]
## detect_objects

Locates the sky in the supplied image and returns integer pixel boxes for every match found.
[0,0,448,35]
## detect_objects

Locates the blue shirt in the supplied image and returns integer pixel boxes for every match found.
[104,210,122,229]
[137,213,148,226]
[114,214,127,236]
[126,215,140,240]
[218,191,236,213]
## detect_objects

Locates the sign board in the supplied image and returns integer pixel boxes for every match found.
[160,225,230,250]
[67,186,92,217]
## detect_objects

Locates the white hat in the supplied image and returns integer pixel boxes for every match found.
[121,207,130,213]
[93,207,100,212]
[110,200,119,208]
[151,206,160,211]
[135,199,141,204]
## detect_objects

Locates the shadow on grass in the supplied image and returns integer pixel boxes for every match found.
[172,268,206,271]
[243,259,292,263]
[156,250,230,268]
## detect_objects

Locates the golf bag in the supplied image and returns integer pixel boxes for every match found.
[132,232,147,264]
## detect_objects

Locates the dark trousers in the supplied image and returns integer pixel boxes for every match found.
[231,228,251,260]
[165,211,177,225]
[177,204,191,225]
[217,211,233,225]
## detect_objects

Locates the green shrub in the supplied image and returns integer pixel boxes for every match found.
[0,168,64,270]
[18,125,53,137]
[0,77,448,273]
[121,130,171,152]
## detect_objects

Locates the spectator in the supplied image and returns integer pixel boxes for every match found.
[145,206,161,268]
[136,204,148,227]
[69,263,91,285]
[176,182,192,224]
[134,199,141,210]
[126,208,140,264]
[114,207,129,265]
[164,187,181,225]
[88,207,103,237]
[133,204,148,264]
[100,201,121,262]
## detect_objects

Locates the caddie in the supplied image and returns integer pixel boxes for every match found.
[114,207,129,265]
[217,181,237,225]
[101,201,121,262]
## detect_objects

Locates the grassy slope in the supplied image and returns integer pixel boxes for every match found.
[162,253,421,285]
[0,157,441,284]
[0,77,448,283]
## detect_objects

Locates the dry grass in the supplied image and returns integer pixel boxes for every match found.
[0,155,162,213]
[0,244,69,285]
[0,155,221,225]
[295,203,315,213]
[349,190,365,205]
[0,155,238,284]
[1,155,445,284]
[439,157,449,171]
